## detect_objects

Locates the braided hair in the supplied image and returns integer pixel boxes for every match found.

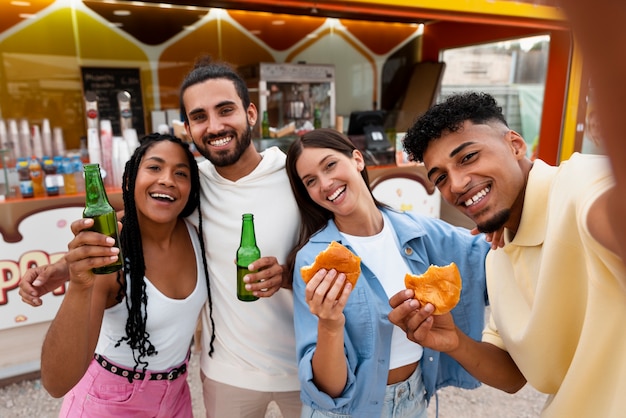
[115,132,214,373]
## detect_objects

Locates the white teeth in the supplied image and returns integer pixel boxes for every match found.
[464,187,490,207]
[327,186,345,202]
[150,193,175,201]
[209,136,232,146]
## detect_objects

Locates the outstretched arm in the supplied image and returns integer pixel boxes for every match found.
[41,218,121,398]
[563,1,626,265]
[20,219,122,306]
[19,260,69,307]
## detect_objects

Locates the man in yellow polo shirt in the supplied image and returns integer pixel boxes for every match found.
[390,92,626,417]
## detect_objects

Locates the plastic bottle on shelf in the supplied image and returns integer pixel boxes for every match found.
[29,156,45,197]
[53,155,65,194]
[62,157,77,195]
[17,158,33,198]
[42,156,59,196]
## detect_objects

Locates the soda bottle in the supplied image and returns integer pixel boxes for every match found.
[83,163,123,274]
[42,156,59,196]
[236,213,261,302]
[17,158,33,198]
[62,157,77,195]
[261,111,270,138]
[29,156,45,197]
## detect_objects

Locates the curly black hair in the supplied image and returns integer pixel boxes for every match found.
[403,92,508,163]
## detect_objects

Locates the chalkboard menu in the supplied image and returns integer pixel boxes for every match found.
[81,67,145,136]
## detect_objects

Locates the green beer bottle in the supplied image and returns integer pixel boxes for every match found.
[313,108,322,129]
[236,213,260,302]
[261,110,270,138]
[82,163,123,274]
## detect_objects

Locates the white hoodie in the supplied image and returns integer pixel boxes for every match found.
[193,146,301,391]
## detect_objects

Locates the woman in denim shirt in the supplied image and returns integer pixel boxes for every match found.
[285,129,491,418]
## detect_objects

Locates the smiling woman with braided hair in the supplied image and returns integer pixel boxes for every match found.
[39,133,212,417]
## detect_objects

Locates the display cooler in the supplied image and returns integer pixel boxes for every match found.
[239,62,335,151]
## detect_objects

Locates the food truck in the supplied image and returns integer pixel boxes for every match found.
[0,0,586,381]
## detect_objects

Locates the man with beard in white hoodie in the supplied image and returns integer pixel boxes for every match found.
[179,57,302,418]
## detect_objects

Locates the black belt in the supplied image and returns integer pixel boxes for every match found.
[94,353,187,382]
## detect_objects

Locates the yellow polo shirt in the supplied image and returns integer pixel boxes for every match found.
[483,154,626,417]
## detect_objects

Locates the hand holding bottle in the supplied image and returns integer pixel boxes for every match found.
[241,256,287,298]
[64,218,122,287]
[236,214,286,300]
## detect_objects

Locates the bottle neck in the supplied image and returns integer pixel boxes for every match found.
[240,217,257,246]
[84,165,111,209]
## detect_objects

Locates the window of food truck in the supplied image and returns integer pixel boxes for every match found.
[438,35,550,159]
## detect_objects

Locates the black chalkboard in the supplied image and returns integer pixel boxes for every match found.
[81,67,145,136]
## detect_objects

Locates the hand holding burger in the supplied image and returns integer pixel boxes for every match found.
[404,262,462,315]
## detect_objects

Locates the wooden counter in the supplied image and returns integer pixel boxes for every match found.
[0,191,123,243]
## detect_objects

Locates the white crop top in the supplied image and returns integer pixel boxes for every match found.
[95,219,208,371]
[341,212,423,369]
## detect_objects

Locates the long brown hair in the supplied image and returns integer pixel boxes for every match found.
[285,128,386,282]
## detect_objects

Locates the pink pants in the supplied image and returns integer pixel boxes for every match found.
[59,358,192,418]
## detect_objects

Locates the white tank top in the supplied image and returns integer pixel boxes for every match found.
[340,212,424,369]
[95,220,207,371]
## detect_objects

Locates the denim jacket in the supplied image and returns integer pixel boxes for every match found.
[293,208,489,418]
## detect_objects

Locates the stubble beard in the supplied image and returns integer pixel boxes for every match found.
[476,208,511,234]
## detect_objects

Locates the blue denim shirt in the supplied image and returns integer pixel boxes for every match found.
[293,208,489,418]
